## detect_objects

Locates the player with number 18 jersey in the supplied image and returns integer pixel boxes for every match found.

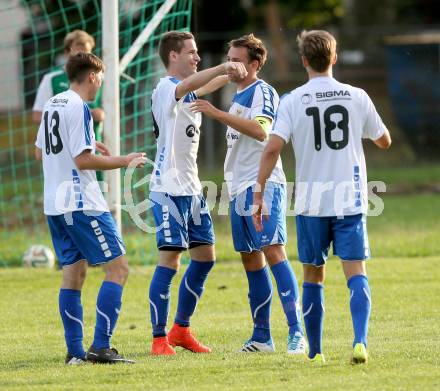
[255,30,391,364]
[273,76,387,218]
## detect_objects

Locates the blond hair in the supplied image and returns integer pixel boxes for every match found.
[63,30,95,53]
[297,30,337,72]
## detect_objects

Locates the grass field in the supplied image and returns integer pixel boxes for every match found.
[1,257,439,390]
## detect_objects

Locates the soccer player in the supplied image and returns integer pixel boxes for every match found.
[190,34,306,354]
[32,30,104,141]
[253,30,391,364]
[35,52,146,364]
[148,31,247,355]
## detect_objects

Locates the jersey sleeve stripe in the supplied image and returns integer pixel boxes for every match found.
[260,83,276,119]
[83,103,92,146]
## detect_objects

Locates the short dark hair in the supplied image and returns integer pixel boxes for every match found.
[297,30,337,73]
[65,52,104,83]
[63,30,95,53]
[159,31,195,68]
[228,34,267,71]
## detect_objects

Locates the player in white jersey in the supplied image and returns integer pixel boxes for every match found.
[148,31,247,355]
[190,34,306,354]
[253,30,391,364]
[35,52,146,365]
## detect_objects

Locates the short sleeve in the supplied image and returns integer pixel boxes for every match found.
[271,94,293,143]
[159,78,180,115]
[33,74,53,112]
[68,102,93,158]
[361,90,387,140]
[250,83,278,121]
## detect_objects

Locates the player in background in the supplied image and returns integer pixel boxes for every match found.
[32,30,104,142]
[35,52,146,364]
[148,31,247,355]
[253,30,391,364]
[190,34,306,354]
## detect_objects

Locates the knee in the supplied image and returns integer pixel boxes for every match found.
[62,273,85,290]
[241,254,265,271]
[303,266,325,284]
[263,245,286,265]
[159,258,180,271]
[119,261,130,281]
[62,265,87,290]
[106,259,130,285]
[78,268,87,283]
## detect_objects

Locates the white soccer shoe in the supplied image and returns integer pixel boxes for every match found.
[287,331,308,355]
[65,354,87,365]
[239,339,275,353]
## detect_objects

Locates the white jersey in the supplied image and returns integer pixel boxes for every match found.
[224,79,286,199]
[35,89,108,215]
[32,69,66,112]
[272,76,387,217]
[150,76,202,196]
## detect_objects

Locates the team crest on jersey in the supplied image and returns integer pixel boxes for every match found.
[185,124,199,138]
[236,108,243,116]
[301,94,312,105]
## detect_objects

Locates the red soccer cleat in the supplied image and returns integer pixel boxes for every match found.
[167,323,212,353]
[151,336,176,356]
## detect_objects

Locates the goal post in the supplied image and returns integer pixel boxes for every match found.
[103,0,191,233]
[102,0,121,231]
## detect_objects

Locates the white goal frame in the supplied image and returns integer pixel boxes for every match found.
[102,0,177,231]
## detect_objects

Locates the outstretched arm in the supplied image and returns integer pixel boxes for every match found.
[252,134,285,232]
[74,150,146,171]
[195,75,229,97]
[175,62,247,99]
[190,99,268,142]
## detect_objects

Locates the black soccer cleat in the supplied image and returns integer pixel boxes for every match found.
[65,353,87,365]
[86,346,135,364]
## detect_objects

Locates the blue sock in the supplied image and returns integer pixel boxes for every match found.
[175,260,214,326]
[247,266,273,343]
[149,265,177,337]
[59,289,85,359]
[348,274,371,347]
[302,282,324,358]
[271,260,303,335]
[92,281,123,349]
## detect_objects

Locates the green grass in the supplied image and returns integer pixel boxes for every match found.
[1,258,439,390]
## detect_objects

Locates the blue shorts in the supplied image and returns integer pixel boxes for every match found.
[150,192,215,250]
[47,211,126,268]
[230,183,287,253]
[296,213,370,266]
